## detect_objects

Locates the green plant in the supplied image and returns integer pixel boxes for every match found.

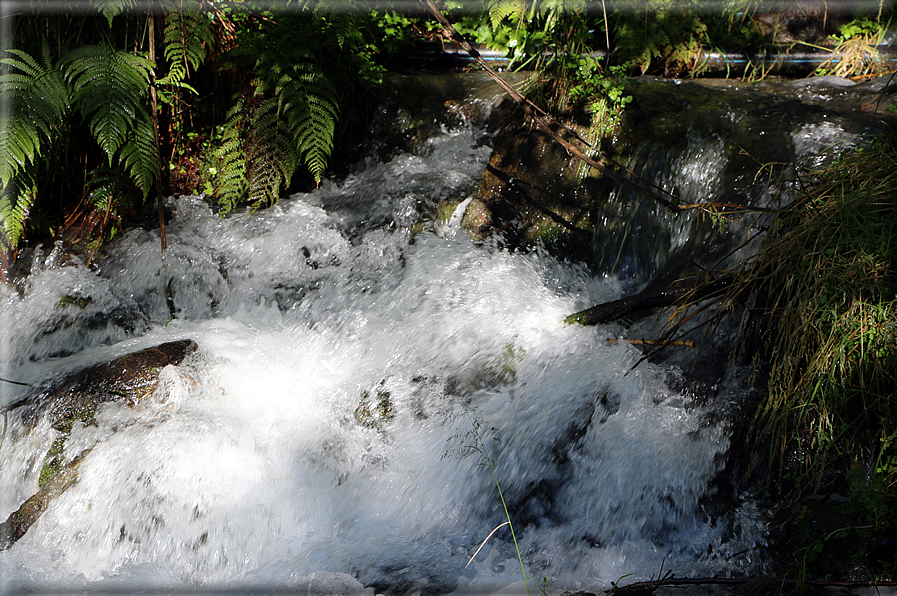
[0,40,69,272]
[64,42,158,197]
[816,17,891,77]
[0,0,388,278]
[465,414,546,596]
[613,0,710,75]
[206,20,340,210]
[0,34,159,274]
[730,135,897,502]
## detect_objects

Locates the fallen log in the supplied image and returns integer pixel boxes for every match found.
[1,339,198,424]
[565,274,733,326]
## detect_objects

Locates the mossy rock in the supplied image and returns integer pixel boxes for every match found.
[0,448,92,551]
[38,436,68,488]
[470,116,599,261]
[1,340,198,550]
[354,385,394,430]
[10,339,198,432]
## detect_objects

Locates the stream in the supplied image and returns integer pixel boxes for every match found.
[0,72,892,595]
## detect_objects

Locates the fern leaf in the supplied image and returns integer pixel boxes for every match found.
[277,61,338,186]
[117,111,159,198]
[90,0,137,27]
[0,170,37,253]
[63,43,153,161]
[210,101,249,213]
[159,8,213,87]
[488,0,528,29]
[245,97,299,208]
[0,45,69,187]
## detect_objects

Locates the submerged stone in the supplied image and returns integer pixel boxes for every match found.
[0,340,197,550]
[0,448,91,551]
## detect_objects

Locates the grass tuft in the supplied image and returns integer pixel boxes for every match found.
[737,133,897,505]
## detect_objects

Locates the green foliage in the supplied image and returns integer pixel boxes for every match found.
[0,42,69,263]
[744,135,897,499]
[208,16,342,210]
[61,42,158,203]
[273,60,339,189]
[1,0,374,270]
[92,0,138,28]
[117,111,160,197]
[63,43,153,164]
[831,17,889,44]
[475,0,594,72]
[209,101,249,214]
[816,16,891,78]
[158,8,214,92]
[0,43,69,188]
[245,96,299,209]
[613,0,709,75]
[0,173,38,255]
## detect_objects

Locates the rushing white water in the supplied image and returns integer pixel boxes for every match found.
[0,102,766,595]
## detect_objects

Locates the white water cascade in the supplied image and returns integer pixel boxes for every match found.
[0,90,768,595]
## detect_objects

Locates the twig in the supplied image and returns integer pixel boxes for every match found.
[608,338,696,348]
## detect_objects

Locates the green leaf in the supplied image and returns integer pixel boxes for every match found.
[0,44,69,187]
[0,169,38,253]
[210,100,249,213]
[63,43,153,161]
[90,0,137,28]
[117,111,159,198]
[161,7,214,88]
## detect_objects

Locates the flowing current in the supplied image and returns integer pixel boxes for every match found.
[0,88,765,594]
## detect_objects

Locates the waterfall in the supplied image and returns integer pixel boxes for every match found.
[9,77,863,595]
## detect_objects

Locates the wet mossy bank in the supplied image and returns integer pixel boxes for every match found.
[456,75,897,283]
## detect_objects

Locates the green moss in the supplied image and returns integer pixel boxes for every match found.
[57,295,92,309]
[38,436,67,488]
[354,388,393,430]
[436,199,462,225]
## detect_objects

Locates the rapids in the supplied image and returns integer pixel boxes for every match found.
[5,73,881,594]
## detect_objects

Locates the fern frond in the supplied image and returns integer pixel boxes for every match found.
[245,97,299,209]
[276,61,338,186]
[117,111,159,198]
[0,170,38,252]
[91,0,138,27]
[0,45,69,187]
[158,7,213,87]
[210,101,248,213]
[488,0,529,29]
[63,43,153,161]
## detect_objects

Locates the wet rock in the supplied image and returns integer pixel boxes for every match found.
[339,72,520,172]
[471,76,897,286]
[354,382,394,430]
[0,448,91,550]
[6,339,198,430]
[0,340,197,550]
[466,112,600,262]
[755,7,837,46]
